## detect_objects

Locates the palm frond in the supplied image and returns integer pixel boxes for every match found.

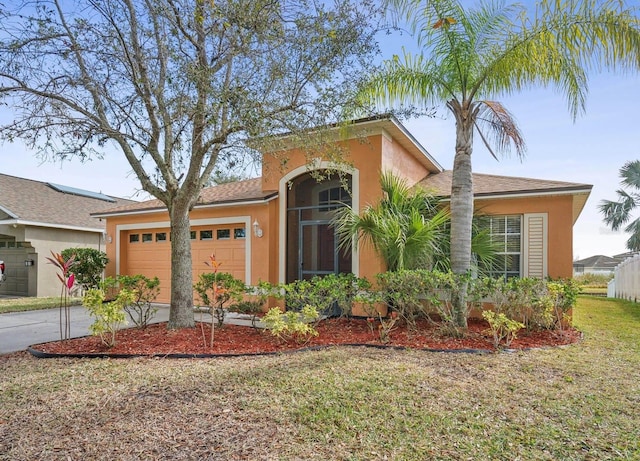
[599,190,637,231]
[624,217,640,252]
[620,160,640,190]
[474,100,526,159]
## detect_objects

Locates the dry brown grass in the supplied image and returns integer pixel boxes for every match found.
[1,296,639,460]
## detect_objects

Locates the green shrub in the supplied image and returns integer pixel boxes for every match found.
[62,248,108,291]
[376,270,431,330]
[547,279,580,330]
[276,273,370,317]
[83,287,134,348]
[228,300,263,328]
[263,305,319,343]
[194,272,245,327]
[479,277,580,331]
[115,274,160,328]
[376,269,478,331]
[482,310,524,349]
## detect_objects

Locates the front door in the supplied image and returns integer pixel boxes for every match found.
[299,221,336,280]
[286,171,352,284]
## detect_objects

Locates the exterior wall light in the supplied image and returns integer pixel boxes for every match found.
[253,219,263,238]
[24,259,34,267]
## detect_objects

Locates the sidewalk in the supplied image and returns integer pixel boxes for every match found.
[0,305,170,354]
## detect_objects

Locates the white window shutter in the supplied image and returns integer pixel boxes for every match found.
[523,213,548,278]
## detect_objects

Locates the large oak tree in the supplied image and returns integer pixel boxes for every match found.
[0,0,380,328]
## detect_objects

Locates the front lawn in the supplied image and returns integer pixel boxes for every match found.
[0,296,82,314]
[0,296,638,460]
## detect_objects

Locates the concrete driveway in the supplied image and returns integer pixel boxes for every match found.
[0,304,171,354]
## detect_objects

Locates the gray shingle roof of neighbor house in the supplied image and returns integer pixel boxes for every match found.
[92,177,278,217]
[574,252,638,269]
[0,173,138,231]
[573,255,620,269]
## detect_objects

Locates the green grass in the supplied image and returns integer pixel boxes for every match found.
[1,296,639,460]
[0,296,82,314]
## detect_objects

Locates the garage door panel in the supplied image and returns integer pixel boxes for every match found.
[123,224,246,304]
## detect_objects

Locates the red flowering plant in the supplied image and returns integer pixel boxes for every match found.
[194,253,245,348]
[45,251,77,340]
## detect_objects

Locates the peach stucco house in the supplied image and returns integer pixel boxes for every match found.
[93,116,592,303]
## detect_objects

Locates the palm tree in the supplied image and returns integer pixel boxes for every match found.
[332,171,450,271]
[600,160,640,251]
[361,0,640,327]
[331,171,498,273]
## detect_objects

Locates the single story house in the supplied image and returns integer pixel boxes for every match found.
[94,116,592,303]
[573,252,636,276]
[0,173,136,297]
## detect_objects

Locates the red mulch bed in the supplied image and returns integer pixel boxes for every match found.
[31,317,581,357]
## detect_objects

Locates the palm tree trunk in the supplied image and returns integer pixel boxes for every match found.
[449,101,475,328]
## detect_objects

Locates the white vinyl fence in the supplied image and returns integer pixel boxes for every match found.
[609,254,640,301]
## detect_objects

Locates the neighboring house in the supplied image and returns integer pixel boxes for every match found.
[0,174,136,297]
[94,115,592,304]
[573,252,636,276]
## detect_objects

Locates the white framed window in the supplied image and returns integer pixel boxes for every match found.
[487,215,522,278]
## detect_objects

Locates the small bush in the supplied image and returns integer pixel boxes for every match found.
[376,270,477,331]
[194,272,245,327]
[228,300,263,327]
[479,277,579,331]
[277,273,370,317]
[83,287,134,348]
[61,248,108,292]
[547,279,580,330]
[482,310,524,349]
[480,277,553,330]
[263,305,319,343]
[116,275,160,328]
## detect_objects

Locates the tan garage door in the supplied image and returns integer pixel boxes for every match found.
[123,224,246,304]
[0,247,30,296]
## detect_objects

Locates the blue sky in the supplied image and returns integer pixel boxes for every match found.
[1,1,638,260]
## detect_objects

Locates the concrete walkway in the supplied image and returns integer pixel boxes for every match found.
[0,305,170,354]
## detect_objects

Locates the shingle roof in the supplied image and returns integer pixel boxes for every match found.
[417,170,592,197]
[573,255,620,269]
[93,177,277,216]
[0,173,137,230]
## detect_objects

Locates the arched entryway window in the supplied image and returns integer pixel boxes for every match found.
[285,172,352,283]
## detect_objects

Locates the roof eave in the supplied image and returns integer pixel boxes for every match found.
[0,219,104,233]
[92,193,278,218]
[436,186,592,200]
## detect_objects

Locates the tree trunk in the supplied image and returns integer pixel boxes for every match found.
[449,102,475,329]
[167,203,195,329]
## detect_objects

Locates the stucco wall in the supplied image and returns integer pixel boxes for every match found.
[262,132,430,282]
[22,225,104,297]
[474,194,575,278]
